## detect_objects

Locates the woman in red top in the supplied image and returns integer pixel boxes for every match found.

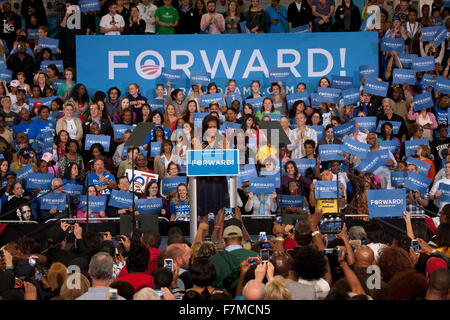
[415,144,436,181]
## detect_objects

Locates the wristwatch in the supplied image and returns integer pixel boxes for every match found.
[312,230,320,237]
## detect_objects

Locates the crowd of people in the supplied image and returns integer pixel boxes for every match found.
[0,0,448,301]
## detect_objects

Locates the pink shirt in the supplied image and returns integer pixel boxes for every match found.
[200,13,225,34]
[407,109,438,141]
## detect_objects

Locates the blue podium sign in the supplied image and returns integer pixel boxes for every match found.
[187,149,239,176]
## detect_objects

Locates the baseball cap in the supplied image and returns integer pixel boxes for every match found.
[223,225,243,238]
[9,80,20,87]
[5,171,16,177]
[426,257,448,276]
[33,101,43,109]
[41,152,53,163]
[18,149,32,160]
[14,258,38,279]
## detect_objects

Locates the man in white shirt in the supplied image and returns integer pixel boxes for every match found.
[100,1,125,35]
[288,112,318,159]
[429,162,450,212]
[138,0,157,34]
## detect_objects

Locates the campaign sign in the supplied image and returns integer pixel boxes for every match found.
[292,158,316,174]
[291,24,310,33]
[63,184,84,199]
[331,75,353,90]
[160,67,184,85]
[150,142,161,158]
[27,29,39,39]
[237,164,257,187]
[162,176,187,194]
[225,92,243,108]
[125,169,159,193]
[407,157,431,176]
[318,144,344,162]
[421,26,441,41]
[190,71,211,87]
[391,171,408,188]
[355,116,377,132]
[0,69,12,83]
[279,195,304,208]
[26,173,54,192]
[397,53,417,68]
[136,198,163,214]
[412,56,435,72]
[378,139,398,155]
[405,138,429,157]
[310,93,320,108]
[413,92,434,112]
[38,38,59,54]
[435,77,450,94]
[193,112,209,129]
[342,88,360,106]
[84,134,110,152]
[356,149,390,173]
[433,26,448,47]
[147,99,164,113]
[79,0,100,12]
[333,120,356,138]
[35,131,55,153]
[200,93,225,108]
[40,60,64,73]
[263,113,283,121]
[392,68,416,85]
[239,21,250,33]
[364,79,389,97]
[286,92,310,108]
[0,57,6,71]
[343,137,370,159]
[52,79,65,91]
[435,17,443,25]
[317,87,341,104]
[268,67,291,83]
[246,97,265,109]
[438,183,450,203]
[421,74,436,88]
[381,37,404,52]
[16,164,34,183]
[80,195,107,212]
[315,181,342,199]
[376,120,401,134]
[404,171,432,195]
[366,188,406,218]
[40,193,67,211]
[113,124,135,139]
[359,64,377,80]
[108,189,134,209]
[187,149,239,176]
[249,176,276,195]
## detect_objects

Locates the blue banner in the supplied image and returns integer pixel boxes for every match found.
[412,56,435,72]
[378,139,398,155]
[16,164,34,183]
[291,24,310,33]
[413,91,434,111]
[76,33,378,99]
[376,120,400,134]
[108,189,134,209]
[52,79,65,91]
[147,99,164,113]
[435,77,450,94]
[0,57,6,71]
[249,176,276,195]
[278,195,304,208]
[331,75,353,90]
[113,124,135,139]
[359,64,377,79]
[84,134,111,152]
[190,71,211,87]
[27,29,39,39]
[63,184,84,199]
[80,195,107,212]
[29,96,59,109]
[381,37,404,52]
[421,74,436,88]
[356,149,390,173]
[225,92,243,108]
[342,88,360,106]
[315,180,342,199]
[318,144,344,162]
[187,149,239,176]
[40,193,67,211]
[407,157,431,176]
[404,171,432,195]
[40,60,64,73]
[35,131,55,153]
[391,171,408,188]
[246,97,265,109]
[438,183,450,203]
[421,26,441,41]
[161,176,187,194]
[200,93,225,108]
[317,87,341,104]
[310,93,320,108]
[397,53,417,69]
[237,164,258,187]
[308,125,324,141]
[366,188,406,217]
[343,137,370,159]
[333,120,356,138]
[0,69,12,83]
[286,92,310,108]
[26,173,54,192]
[364,78,389,97]
[392,68,416,85]
[405,138,429,157]
[160,67,184,85]
[239,21,250,33]
[355,116,377,132]
[268,67,291,83]
[79,0,100,12]
[38,38,59,54]
[292,158,316,174]
[136,198,163,214]
[433,26,448,47]
[150,142,162,157]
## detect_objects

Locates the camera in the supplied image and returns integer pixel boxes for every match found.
[164,258,173,271]
[411,239,419,252]
[204,235,211,242]
[224,208,233,215]
[108,288,118,300]
[248,257,259,265]
[324,248,343,258]
[319,216,343,234]
[275,216,282,224]
[260,249,270,263]
[261,242,270,249]
[259,232,267,242]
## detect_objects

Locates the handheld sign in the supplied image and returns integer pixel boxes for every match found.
[359,64,377,80]
[249,176,276,195]
[80,195,107,212]
[376,121,401,135]
[268,67,291,83]
[315,181,342,199]
[84,134,111,152]
[190,71,211,87]
[318,144,344,162]
[406,157,431,176]
[413,92,434,112]
[125,169,159,193]
[333,120,356,139]
[278,195,304,208]
[438,183,450,203]
[161,176,188,194]
[404,172,432,195]
[108,190,134,209]
[412,56,435,72]
[26,173,54,192]
[136,198,163,214]
[343,137,370,159]
[404,138,429,157]
[63,184,84,199]
[40,193,67,211]
[392,68,416,85]
[355,117,377,132]
[366,188,406,217]
[160,68,183,85]
[331,75,354,90]
[364,78,389,97]
[342,88,360,106]
[200,93,225,109]
[391,171,408,188]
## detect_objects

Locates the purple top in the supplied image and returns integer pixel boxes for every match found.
[281,175,313,195]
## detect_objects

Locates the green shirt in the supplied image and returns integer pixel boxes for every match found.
[155,6,179,34]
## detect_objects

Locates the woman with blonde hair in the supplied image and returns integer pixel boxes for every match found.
[265,275,292,300]
[56,101,84,143]
[59,273,90,300]
[414,144,436,181]
[33,71,50,97]
[47,262,68,296]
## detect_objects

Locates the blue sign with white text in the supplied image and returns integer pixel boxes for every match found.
[343,137,370,159]
[108,190,134,209]
[318,144,344,162]
[404,172,432,195]
[355,116,377,132]
[249,176,276,195]
[84,134,111,152]
[366,188,406,217]
[40,193,67,211]
[187,149,239,176]
[80,195,107,212]
[315,181,342,199]
[136,198,163,214]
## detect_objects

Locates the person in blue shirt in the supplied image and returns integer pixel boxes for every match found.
[30,105,56,139]
[13,107,34,140]
[86,158,118,196]
[169,183,190,221]
[265,0,288,33]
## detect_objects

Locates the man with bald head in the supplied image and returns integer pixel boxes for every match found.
[270,251,316,300]
[243,280,265,300]
[425,268,450,300]
[164,243,192,289]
